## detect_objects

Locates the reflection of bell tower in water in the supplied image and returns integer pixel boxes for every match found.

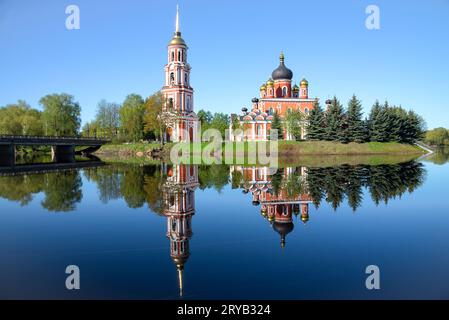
[162,164,198,297]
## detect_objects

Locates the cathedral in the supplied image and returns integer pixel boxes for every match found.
[230,53,318,141]
[160,7,199,143]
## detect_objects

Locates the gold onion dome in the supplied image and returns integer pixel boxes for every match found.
[169,32,187,46]
[266,78,274,86]
[300,78,309,86]
[260,84,267,90]
[301,215,309,223]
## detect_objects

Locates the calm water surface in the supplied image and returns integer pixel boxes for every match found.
[0,151,448,299]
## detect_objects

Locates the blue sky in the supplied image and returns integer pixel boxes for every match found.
[1,0,448,129]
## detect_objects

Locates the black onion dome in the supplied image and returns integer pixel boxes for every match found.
[273,221,294,237]
[252,97,259,103]
[273,221,294,247]
[271,52,293,81]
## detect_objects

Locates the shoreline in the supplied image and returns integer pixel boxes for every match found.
[92,141,426,167]
[94,141,426,157]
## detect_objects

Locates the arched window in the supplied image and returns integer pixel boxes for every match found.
[170,72,175,84]
[269,107,274,115]
[185,73,188,85]
[282,87,287,97]
[287,108,292,114]
[171,51,174,62]
[178,50,181,61]
[304,108,309,114]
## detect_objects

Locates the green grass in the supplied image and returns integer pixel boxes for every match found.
[278,140,424,155]
[95,142,164,154]
[94,141,426,167]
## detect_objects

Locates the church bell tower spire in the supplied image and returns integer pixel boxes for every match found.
[175,4,180,34]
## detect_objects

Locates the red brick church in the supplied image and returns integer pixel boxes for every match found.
[230,53,318,141]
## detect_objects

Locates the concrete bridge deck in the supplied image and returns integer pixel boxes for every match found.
[0,135,110,146]
[0,135,110,166]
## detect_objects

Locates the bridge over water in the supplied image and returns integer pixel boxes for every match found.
[0,135,110,165]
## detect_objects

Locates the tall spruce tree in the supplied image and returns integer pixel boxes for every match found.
[270,111,283,140]
[306,102,326,140]
[347,95,367,143]
[324,96,345,141]
[368,100,382,141]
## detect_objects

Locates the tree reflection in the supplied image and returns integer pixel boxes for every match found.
[84,165,121,203]
[303,161,425,210]
[0,174,45,206]
[41,171,82,212]
[0,161,426,214]
[232,161,426,212]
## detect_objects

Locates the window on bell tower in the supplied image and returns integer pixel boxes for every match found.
[185,73,188,86]
[171,51,174,62]
[178,51,181,62]
[170,72,175,84]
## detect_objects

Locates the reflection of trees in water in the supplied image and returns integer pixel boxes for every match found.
[85,164,230,211]
[0,161,426,213]
[426,147,449,165]
[41,171,82,212]
[0,171,82,211]
[198,165,230,192]
[84,164,166,213]
[306,161,426,211]
[84,166,122,203]
[0,174,46,206]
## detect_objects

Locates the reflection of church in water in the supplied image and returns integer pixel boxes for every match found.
[232,166,313,248]
[161,164,198,297]
[159,165,312,296]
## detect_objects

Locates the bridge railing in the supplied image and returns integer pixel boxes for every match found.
[0,134,110,142]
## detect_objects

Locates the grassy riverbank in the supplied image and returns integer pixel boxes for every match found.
[277,141,424,155]
[93,141,425,166]
[95,141,424,156]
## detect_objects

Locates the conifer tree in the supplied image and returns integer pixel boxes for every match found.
[324,96,345,141]
[347,95,367,143]
[368,100,382,141]
[306,102,326,140]
[270,111,283,140]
